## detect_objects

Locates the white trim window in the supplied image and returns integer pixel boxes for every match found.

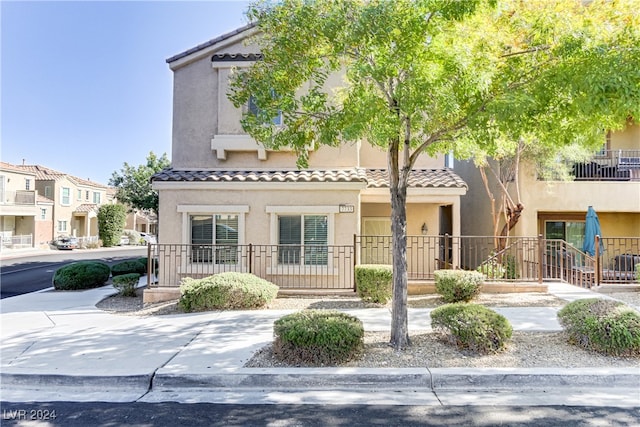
[93,192,101,204]
[40,208,47,220]
[248,92,282,126]
[58,220,68,232]
[77,189,82,201]
[61,187,71,206]
[190,214,239,264]
[278,215,328,266]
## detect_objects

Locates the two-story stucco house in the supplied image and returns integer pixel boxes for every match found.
[13,164,111,242]
[0,162,54,250]
[148,25,468,302]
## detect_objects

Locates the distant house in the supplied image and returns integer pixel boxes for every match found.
[13,164,111,242]
[0,162,52,250]
[148,25,468,302]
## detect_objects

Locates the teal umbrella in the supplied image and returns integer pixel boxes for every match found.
[582,206,604,256]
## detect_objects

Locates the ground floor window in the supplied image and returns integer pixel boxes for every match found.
[545,221,585,250]
[57,220,67,233]
[278,215,328,266]
[190,214,239,264]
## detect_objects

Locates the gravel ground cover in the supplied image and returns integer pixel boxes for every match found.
[95,287,640,369]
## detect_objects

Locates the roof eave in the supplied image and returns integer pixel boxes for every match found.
[167,23,259,71]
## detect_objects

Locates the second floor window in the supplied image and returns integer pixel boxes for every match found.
[40,208,47,220]
[44,186,52,198]
[25,179,31,190]
[248,93,282,126]
[85,190,90,201]
[77,189,82,201]
[93,192,101,204]
[61,187,71,205]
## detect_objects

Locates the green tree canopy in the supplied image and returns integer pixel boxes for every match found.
[229,0,640,349]
[109,152,170,215]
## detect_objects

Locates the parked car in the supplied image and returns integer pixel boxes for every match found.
[139,232,157,244]
[118,235,130,246]
[54,236,78,250]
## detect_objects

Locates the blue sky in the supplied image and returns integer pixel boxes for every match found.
[1,0,250,185]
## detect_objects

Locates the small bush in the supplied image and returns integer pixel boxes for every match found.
[137,257,159,274]
[557,298,640,356]
[112,273,140,297]
[476,260,506,279]
[355,264,393,304]
[431,303,513,354]
[273,310,364,366]
[111,260,147,277]
[53,261,111,290]
[178,272,279,312]
[434,270,484,303]
[504,255,519,280]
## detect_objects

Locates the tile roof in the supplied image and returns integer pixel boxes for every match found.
[0,161,36,175]
[152,168,467,189]
[365,169,468,189]
[152,168,368,183]
[74,204,99,213]
[212,53,262,62]
[13,164,108,188]
[167,23,257,64]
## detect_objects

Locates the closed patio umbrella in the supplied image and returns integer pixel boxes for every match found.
[582,206,604,256]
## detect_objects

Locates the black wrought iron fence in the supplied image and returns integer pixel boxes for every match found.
[147,235,639,291]
[148,243,355,291]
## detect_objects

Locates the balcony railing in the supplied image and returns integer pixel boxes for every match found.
[0,190,36,205]
[542,149,640,181]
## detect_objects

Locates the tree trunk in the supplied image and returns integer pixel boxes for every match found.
[389,180,410,350]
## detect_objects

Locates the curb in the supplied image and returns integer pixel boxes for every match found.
[150,368,640,391]
[1,373,153,390]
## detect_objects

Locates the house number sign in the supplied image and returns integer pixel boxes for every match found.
[339,204,355,213]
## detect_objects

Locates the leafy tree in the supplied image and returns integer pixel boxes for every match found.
[98,204,127,247]
[109,152,170,215]
[229,0,640,349]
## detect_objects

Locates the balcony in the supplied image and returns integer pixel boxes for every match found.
[543,150,640,182]
[0,190,36,205]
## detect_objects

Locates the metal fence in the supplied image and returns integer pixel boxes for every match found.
[150,243,355,291]
[0,234,33,250]
[148,235,639,291]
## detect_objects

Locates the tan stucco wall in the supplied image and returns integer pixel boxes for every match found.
[361,202,441,236]
[611,122,640,150]
[157,184,362,246]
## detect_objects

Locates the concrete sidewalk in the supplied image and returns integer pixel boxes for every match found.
[1,283,639,406]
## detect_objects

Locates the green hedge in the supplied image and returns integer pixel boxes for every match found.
[178,272,279,312]
[355,264,393,304]
[111,260,147,277]
[112,273,140,297]
[53,261,111,290]
[273,310,364,366]
[97,204,127,247]
[434,270,484,303]
[557,298,640,356]
[431,303,513,354]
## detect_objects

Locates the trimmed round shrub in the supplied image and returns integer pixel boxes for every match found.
[273,310,364,366]
[111,260,147,277]
[137,257,159,275]
[557,298,640,356]
[53,261,111,290]
[112,273,140,297]
[178,272,279,312]
[434,270,484,303]
[431,303,513,354]
[355,264,393,304]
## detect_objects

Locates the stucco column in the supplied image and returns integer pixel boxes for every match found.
[451,199,461,267]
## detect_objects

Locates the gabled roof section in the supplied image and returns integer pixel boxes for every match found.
[166,23,258,69]
[15,164,108,189]
[0,161,37,176]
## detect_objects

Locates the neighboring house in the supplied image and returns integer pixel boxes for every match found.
[0,162,43,250]
[149,25,468,302]
[13,164,111,241]
[456,123,640,278]
[124,209,157,235]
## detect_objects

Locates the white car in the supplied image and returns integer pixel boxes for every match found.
[118,235,130,246]
[140,233,157,244]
